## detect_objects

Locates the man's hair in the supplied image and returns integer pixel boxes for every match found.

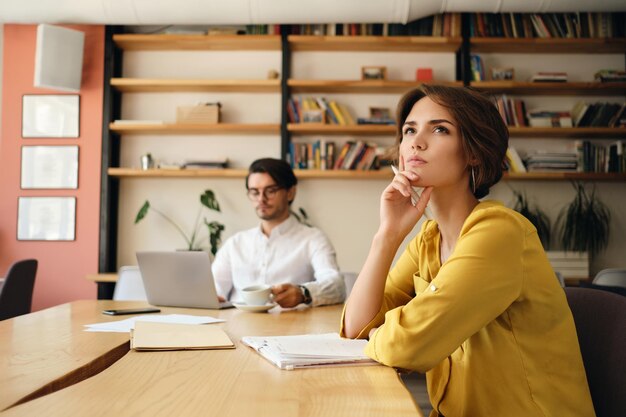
[246,158,298,190]
[393,85,509,199]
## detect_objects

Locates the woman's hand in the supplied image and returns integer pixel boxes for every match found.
[379,164,432,241]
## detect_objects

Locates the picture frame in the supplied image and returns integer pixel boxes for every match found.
[21,145,79,189]
[361,66,387,81]
[22,94,80,138]
[490,67,515,81]
[369,107,392,120]
[17,196,76,241]
[302,109,326,124]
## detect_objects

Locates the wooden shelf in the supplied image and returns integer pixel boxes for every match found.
[504,172,626,181]
[108,168,626,181]
[471,81,626,96]
[110,122,279,135]
[108,168,249,178]
[113,34,281,51]
[289,36,462,52]
[108,167,393,179]
[293,169,392,179]
[288,124,623,138]
[471,37,626,54]
[288,124,395,136]
[509,127,626,138]
[110,78,280,93]
[288,79,462,94]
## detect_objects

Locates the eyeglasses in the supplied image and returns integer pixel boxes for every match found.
[246,185,284,201]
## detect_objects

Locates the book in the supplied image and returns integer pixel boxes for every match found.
[506,146,527,173]
[130,321,235,351]
[241,333,377,370]
[529,72,568,82]
[183,159,228,169]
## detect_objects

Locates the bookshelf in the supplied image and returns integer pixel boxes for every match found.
[101,18,626,277]
[105,29,626,182]
[467,19,626,179]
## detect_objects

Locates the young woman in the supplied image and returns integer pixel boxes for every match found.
[342,85,595,417]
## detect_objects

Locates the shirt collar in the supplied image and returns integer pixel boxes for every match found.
[255,214,299,239]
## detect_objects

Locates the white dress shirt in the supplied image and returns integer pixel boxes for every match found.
[212,215,345,306]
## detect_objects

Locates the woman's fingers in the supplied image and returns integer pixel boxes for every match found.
[391,170,421,205]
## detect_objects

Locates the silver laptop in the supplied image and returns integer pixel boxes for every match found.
[136,251,232,309]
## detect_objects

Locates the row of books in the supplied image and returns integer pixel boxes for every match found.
[575,140,626,173]
[505,142,626,173]
[469,12,626,39]
[493,96,625,128]
[180,12,623,38]
[288,140,384,171]
[594,70,626,83]
[493,95,529,127]
[572,102,625,128]
[470,55,486,81]
[275,14,461,37]
[287,97,356,125]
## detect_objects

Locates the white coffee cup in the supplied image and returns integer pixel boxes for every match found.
[241,284,272,306]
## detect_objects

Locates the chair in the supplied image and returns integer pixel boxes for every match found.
[113,266,147,301]
[554,271,565,288]
[0,259,38,321]
[593,268,626,289]
[564,287,626,417]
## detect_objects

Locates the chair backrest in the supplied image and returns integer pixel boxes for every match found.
[343,272,358,298]
[554,270,565,288]
[564,287,626,417]
[0,259,38,321]
[113,266,147,301]
[593,268,626,289]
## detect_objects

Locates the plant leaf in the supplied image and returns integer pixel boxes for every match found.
[135,201,150,223]
[200,189,221,212]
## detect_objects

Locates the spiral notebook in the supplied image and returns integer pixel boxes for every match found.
[241,333,377,370]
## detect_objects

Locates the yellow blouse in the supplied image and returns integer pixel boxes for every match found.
[342,201,595,417]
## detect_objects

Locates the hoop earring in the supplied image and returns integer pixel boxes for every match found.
[471,167,476,194]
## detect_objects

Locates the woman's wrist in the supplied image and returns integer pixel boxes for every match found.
[373,229,405,251]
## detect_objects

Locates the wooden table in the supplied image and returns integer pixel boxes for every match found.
[0,301,423,417]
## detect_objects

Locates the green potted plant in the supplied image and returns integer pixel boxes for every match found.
[135,189,225,256]
[510,188,551,249]
[556,181,611,259]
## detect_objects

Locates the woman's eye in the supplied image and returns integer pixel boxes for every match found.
[403,127,415,135]
[433,126,449,134]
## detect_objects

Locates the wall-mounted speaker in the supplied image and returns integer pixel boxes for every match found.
[34,24,85,92]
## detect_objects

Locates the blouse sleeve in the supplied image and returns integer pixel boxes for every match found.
[340,222,429,339]
[365,208,528,372]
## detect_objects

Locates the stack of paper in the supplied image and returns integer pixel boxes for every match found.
[84,314,225,333]
[241,333,376,370]
[131,321,235,351]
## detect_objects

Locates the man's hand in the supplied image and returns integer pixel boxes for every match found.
[271,283,304,308]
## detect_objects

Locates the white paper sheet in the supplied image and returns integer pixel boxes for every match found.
[84,314,225,333]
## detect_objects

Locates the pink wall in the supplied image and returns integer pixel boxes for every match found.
[0,24,105,311]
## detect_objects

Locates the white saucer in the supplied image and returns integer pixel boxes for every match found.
[233,302,277,312]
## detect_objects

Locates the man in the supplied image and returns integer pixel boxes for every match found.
[213,158,345,308]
